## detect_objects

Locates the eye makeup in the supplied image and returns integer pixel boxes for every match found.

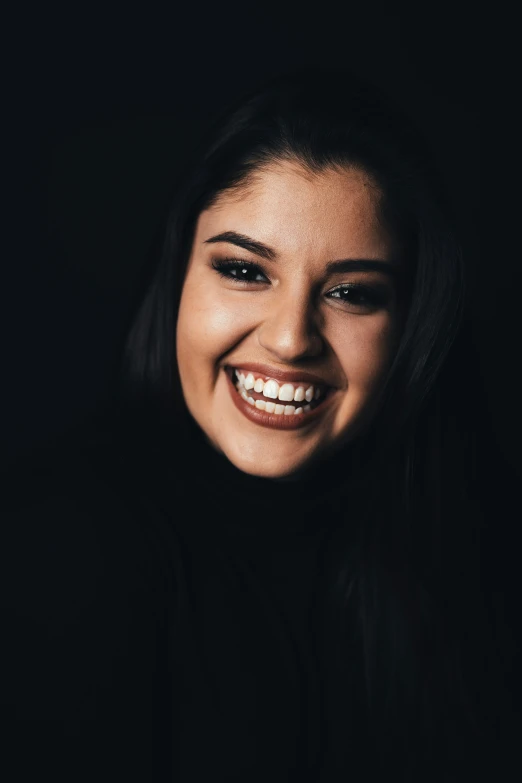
[211,258,268,283]
[326,282,391,309]
[210,256,393,312]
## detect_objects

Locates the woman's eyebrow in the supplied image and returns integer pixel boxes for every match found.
[204,231,277,261]
[326,259,398,277]
[204,231,398,276]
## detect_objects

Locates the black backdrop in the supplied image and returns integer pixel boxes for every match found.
[4,6,506,472]
[3,7,521,761]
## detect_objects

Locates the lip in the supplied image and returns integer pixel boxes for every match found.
[225,362,337,388]
[225,369,337,430]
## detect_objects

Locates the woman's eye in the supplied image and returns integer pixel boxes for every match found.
[212,259,268,284]
[326,284,388,309]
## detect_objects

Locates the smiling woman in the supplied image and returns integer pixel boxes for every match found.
[2,68,518,782]
[176,163,402,477]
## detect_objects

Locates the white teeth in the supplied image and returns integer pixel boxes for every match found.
[235,370,325,406]
[279,383,295,402]
[263,379,279,399]
[241,383,309,415]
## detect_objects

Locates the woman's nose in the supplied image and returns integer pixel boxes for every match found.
[257,295,324,362]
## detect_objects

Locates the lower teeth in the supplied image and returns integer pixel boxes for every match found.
[238,385,314,414]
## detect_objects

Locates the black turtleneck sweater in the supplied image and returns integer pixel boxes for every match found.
[1,416,520,781]
[1,418,371,782]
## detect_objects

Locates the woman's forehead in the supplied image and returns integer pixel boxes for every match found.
[196,161,394,261]
[208,159,380,208]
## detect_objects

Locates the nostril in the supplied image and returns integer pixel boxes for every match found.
[258,325,323,361]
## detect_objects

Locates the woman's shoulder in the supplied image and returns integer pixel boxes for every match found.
[0,425,177,618]
[0,427,181,773]
[1,426,137,534]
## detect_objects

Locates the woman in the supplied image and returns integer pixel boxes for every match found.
[2,69,518,781]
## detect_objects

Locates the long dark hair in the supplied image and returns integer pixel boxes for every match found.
[111,68,507,777]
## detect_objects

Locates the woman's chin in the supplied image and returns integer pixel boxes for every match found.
[229,457,305,480]
[218,439,327,480]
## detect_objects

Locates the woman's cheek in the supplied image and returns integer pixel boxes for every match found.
[204,304,255,356]
[180,283,260,363]
[329,313,397,387]
[360,322,398,392]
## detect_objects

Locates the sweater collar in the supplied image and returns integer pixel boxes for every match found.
[142,415,366,541]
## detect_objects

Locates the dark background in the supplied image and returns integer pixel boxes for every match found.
[4,5,513,475]
[4,6,521,756]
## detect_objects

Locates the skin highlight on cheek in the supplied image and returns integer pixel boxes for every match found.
[176,161,402,479]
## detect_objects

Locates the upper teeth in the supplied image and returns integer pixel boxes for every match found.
[235,370,322,403]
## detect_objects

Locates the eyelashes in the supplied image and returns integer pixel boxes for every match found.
[212,258,267,283]
[211,258,390,310]
[326,283,389,308]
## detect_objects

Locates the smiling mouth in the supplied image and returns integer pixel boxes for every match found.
[225,366,335,430]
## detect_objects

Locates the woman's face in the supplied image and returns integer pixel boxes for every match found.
[176,160,403,478]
